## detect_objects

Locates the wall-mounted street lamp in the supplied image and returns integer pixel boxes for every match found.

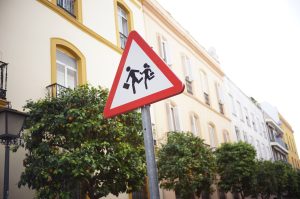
[0,108,27,199]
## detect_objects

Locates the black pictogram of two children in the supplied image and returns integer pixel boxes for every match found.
[123,63,155,94]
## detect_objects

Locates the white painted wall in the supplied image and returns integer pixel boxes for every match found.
[224,77,273,160]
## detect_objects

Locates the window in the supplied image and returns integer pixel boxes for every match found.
[244,108,251,126]
[50,38,86,96]
[55,0,82,21]
[199,70,210,105]
[229,94,236,116]
[257,118,262,135]
[222,130,230,143]
[118,6,129,49]
[251,113,257,131]
[166,102,181,131]
[235,126,241,141]
[115,1,132,49]
[182,55,193,94]
[190,114,200,136]
[243,131,248,143]
[215,82,225,114]
[237,101,243,121]
[157,35,172,66]
[208,123,217,148]
[56,50,77,88]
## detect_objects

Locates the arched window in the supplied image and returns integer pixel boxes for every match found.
[114,0,133,49]
[222,130,230,143]
[190,113,200,136]
[208,123,217,148]
[50,38,86,94]
[166,102,181,132]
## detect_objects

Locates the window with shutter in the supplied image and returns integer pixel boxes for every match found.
[200,70,210,105]
[215,82,224,114]
[157,34,172,66]
[182,55,193,94]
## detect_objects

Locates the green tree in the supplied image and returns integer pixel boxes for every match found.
[252,160,277,199]
[272,161,296,199]
[157,132,216,199]
[215,142,256,199]
[285,164,299,199]
[18,85,146,199]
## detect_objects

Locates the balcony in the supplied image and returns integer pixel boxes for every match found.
[46,83,67,98]
[57,0,76,18]
[270,136,288,154]
[0,61,8,100]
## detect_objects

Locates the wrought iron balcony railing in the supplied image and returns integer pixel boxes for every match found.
[0,61,8,100]
[57,0,76,18]
[46,83,67,98]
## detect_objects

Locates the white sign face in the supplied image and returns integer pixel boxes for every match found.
[110,40,173,109]
[104,31,184,118]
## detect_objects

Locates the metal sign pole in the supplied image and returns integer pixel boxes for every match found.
[141,105,160,199]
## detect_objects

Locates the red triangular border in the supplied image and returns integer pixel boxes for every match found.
[103,31,185,118]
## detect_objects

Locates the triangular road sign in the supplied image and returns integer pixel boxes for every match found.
[104,31,185,118]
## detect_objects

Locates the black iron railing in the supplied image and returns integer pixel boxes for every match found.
[120,32,128,49]
[57,0,76,18]
[0,61,8,100]
[46,83,67,98]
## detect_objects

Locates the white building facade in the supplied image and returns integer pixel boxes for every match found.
[224,77,272,160]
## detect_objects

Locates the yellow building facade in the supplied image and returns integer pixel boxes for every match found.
[0,0,144,198]
[280,114,300,169]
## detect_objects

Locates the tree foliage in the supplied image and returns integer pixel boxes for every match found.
[252,160,277,199]
[215,142,256,199]
[157,132,216,199]
[18,85,146,199]
[253,160,299,199]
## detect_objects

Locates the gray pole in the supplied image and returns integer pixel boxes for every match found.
[3,142,10,199]
[141,105,160,199]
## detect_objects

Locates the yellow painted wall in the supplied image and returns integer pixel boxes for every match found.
[280,114,300,169]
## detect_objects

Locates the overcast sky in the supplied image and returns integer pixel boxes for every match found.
[156,0,300,149]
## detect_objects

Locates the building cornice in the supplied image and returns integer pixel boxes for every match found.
[143,0,225,77]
